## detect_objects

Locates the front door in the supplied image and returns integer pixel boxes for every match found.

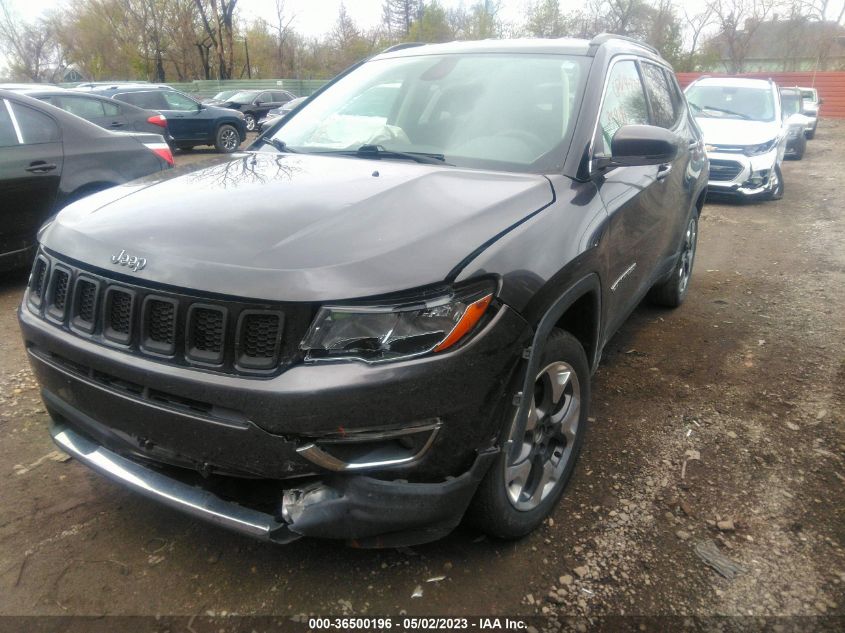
[591,59,663,335]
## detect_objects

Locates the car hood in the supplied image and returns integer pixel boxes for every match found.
[694,117,780,146]
[41,152,554,302]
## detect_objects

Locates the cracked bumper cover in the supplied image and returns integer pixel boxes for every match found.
[22,302,529,545]
[51,421,497,546]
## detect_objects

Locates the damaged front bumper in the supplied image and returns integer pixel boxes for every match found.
[51,421,496,547]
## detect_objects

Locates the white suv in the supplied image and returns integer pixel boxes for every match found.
[685,77,785,200]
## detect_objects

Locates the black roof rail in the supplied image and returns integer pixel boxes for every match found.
[588,33,660,57]
[380,42,426,54]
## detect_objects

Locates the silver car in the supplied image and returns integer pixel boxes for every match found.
[685,77,786,200]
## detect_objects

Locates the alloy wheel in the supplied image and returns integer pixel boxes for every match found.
[678,216,698,295]
[245,114,256,131]
[220,128,238,151]
[504,361,581,511]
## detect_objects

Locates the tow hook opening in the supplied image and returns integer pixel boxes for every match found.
[281,482,340,524]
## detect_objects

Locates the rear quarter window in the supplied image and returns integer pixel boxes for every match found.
[115,91,169,110]
[9,102,60,144]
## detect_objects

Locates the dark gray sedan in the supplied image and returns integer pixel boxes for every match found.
[20,89,174,144]
[0,90,173,271]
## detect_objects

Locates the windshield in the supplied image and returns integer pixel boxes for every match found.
[268,53,588,172]
[213,90,238,100]
[780,92,801,116]
[229,91,258,104]
[686,85,775,122]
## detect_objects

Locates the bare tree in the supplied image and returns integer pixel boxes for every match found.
[707,0,777,72]
[194,0,238,79]
[0,0,64,81]
[682,4,716,70]
[263,0,296,75]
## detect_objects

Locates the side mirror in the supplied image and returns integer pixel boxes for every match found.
[603,125,680,167]
[818,97,824,105]
[196,103,205,111]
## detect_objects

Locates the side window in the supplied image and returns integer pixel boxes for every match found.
[256,92,271,104]
[161,91,199,111]
[0,101,19,147]
[641,63,677,129]
[596,60,648,156]
[102,100,121,117]
[9,102,60,144]
[57,95,106,120]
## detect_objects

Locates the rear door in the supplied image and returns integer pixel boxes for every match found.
[592,58,662,333]
[0,99,63,256]
[56,94,130,131]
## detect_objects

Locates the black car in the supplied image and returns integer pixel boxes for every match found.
[258,96,307,132]
[0,90,172,272]
[779,87,808,160]
[20,89,172,142]
[218,89,296,131]
[91,86,247,153]
[20,36,708,546]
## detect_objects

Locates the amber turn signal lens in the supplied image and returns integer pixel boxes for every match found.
[433,294,493,353]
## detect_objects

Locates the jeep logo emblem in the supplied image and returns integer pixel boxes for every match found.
[111,249,147,272]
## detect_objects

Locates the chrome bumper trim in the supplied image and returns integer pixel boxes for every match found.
[51,424,298,543]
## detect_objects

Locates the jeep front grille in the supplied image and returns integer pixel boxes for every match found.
[26,252,312,376]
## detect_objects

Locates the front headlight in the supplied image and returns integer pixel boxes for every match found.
[743,139,777,156]
[300,281,496,362]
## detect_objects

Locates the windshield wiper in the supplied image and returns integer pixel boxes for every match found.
[313,144,451,165]
[265,138,297,153]
[697,104,751,120]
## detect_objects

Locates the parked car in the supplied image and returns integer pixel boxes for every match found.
[798,87,821,138]
[257,96,307,132]
[0,90,172,272]
[685,77,785,200]
[20,35,708,546]
[20,89,172,143]
[217,89,296,131]
[779,87,810,160]
[90,85,246,153]
[74,82,169,92]
[0,83,64,91]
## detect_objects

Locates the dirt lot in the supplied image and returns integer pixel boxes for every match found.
[0,123,843,628]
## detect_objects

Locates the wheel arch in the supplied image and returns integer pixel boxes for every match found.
[508,274,601,461]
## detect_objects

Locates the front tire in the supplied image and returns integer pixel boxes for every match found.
[766,163,784,201]
[244,113,256,132]
[648,213,698,308]
[214,124,240,153]
[468,329,589,539]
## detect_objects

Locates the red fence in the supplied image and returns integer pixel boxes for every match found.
[676,71,845,118]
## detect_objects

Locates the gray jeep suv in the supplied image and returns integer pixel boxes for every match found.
[19,35,708,547]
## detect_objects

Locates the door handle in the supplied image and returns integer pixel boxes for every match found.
[26,162,57,173]
[656,163,672,180]
[109,121,125,128]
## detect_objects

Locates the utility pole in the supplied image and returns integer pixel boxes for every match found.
[245,37,251,79]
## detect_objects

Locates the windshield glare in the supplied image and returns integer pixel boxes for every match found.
[686,85,775,122]
[269,53,587,171]
[230,91,258,103]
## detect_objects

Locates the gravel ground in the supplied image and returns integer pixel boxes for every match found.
[0,122,842,628]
